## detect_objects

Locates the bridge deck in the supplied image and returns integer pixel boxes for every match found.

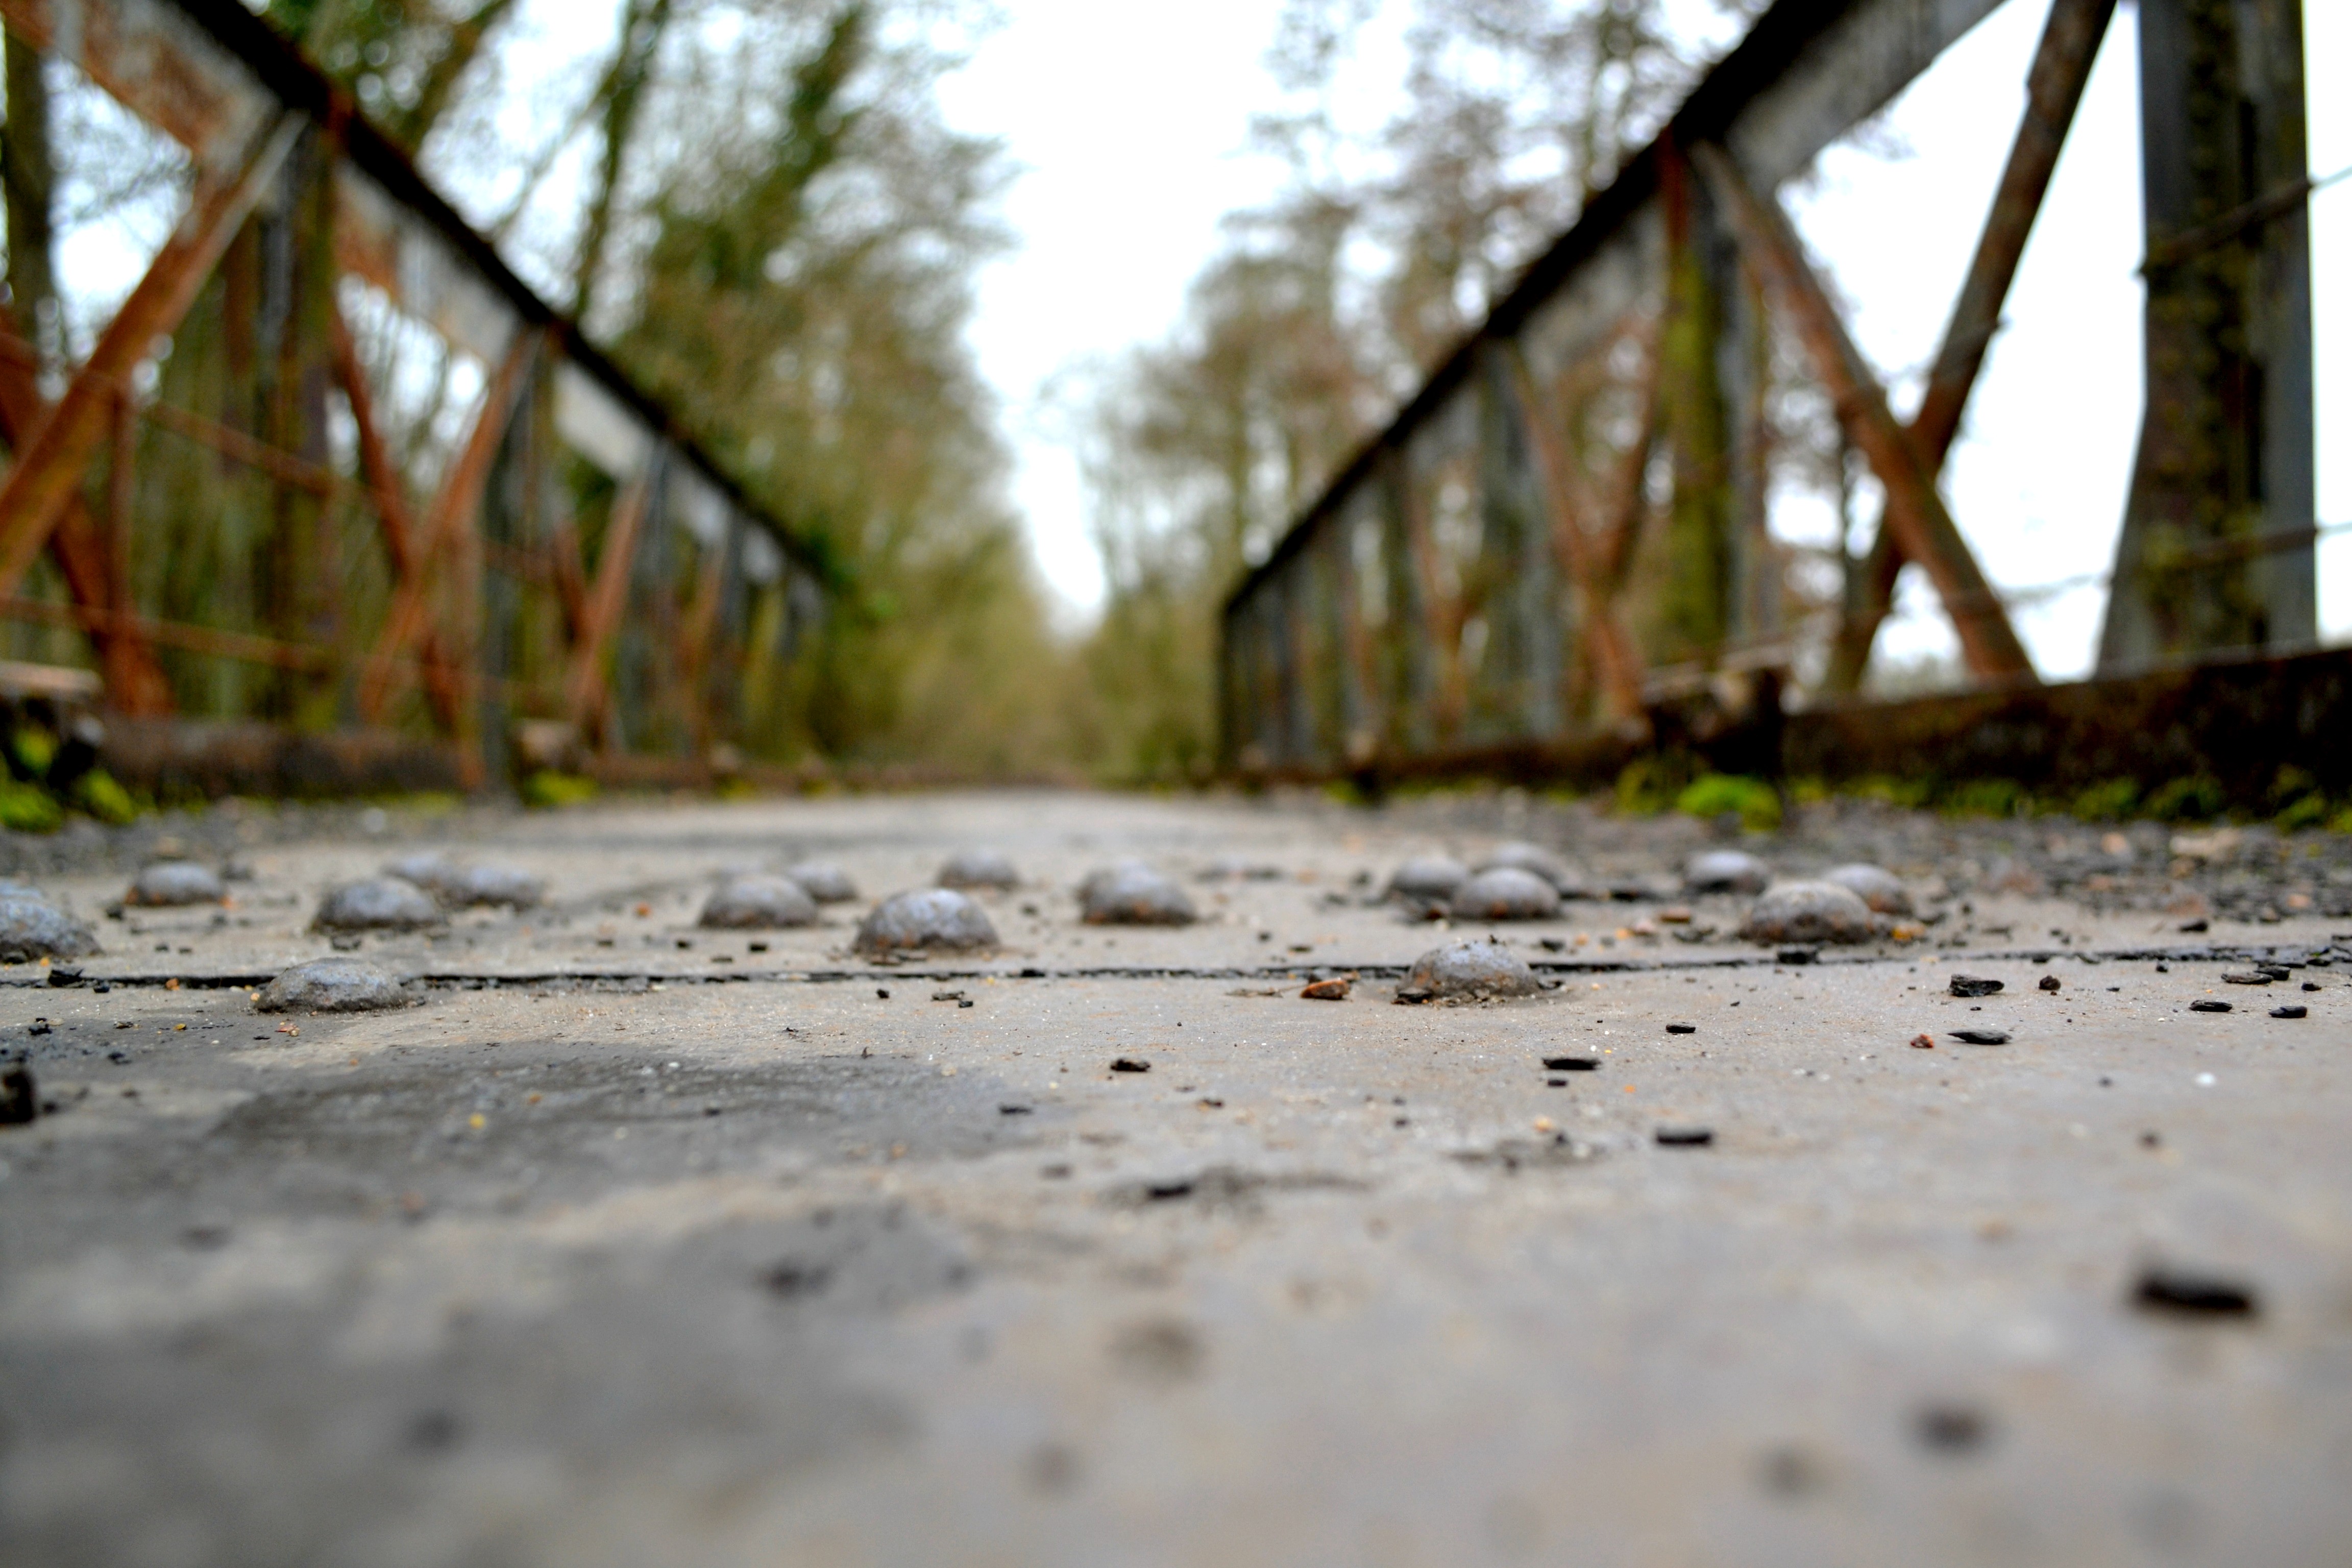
[3,791,2346,1564]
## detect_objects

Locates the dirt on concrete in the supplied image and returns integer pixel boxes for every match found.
[0,789,2346,1566]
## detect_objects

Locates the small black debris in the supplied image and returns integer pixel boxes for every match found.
[27,1020,48,1037]
[932,990,965,1002]
[2222,971,2271,986]
[1110,1058,1151,1073]
[2038,975,2061,992]
[749,941,769,953]
[2133,1266,2258,1319]
[2139,1131,2162,1148]
[1664,1023,1697,1035]
[1776,948,1816,966]
[959,999,975,1009]
[1914,1405,1993,1455]
[1654,1126,1714,1147]
[1949,975,2003,998]
[2190,1000,2232,1013]
[1020,967,1046,978]
[2270,1005,2308,1019]
[1542,1056,1599,1071]
[2303,981,2320,992]
[108,1050,131,1064]
[1143,1180,1195,1203]
[405,1410,465,1454]
[2257,965,2292,982]
[2177,918,2209,933]
[1950,1029,2011,1045]
[47,966,82,988]
[999,1104,1034,1116]
[93,981,110,994]
[0,1060,35,1125]
[762,1261,832,1300]
[876,988,890,999]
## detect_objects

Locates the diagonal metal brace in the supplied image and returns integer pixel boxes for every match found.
[1692,141,2037,683]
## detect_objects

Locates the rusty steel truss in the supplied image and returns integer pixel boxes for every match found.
[0,0,826,790]
[1220,0,2316,788]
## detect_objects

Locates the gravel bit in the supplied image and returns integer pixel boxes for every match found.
[1300,977,1350,1000]
[255,958,416,1014]
[1822,863,1912,915]
[1654,1126,1715,1147]
[312,878,441,933]
[698,874,820,929]
[2221,971,2272,986]
[1816,865,1909,912]
[937,849,1019,890]
[2270,1004,2308,1019]
[1110,1057,1152,1073]
[1079,862,1197,926]
[1475,842,1589,898]
[0,895,100,963]
[1665,1023,1697,1035]
[1395,939,1542,1002]
[2132,1265,2259,1319]
[782,860,859,903]
[2190,1000,2232,1013]
[854,889,1000,957]
[1543,1055,1598,1071]
[1447,867,1561,922]
[1909,1034,1935,1049]
[1737,881,1881,946]
[1387,855,1469,908]
[1951,1028,2012,1045]
[2039,975,2063,992]
[390,855,548,911]
[126,861,226,908]
[1684,849,1770,896]
[0,1058,34,1124]
[1949,975,2004,998]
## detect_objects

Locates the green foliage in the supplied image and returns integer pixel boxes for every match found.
[521,771,599,810]
[70,769,140,826]
[1612,757,1670,816]
[1674,773,1780,831]
[2070,778,2141,822]
[2332,806,2352,835]
[1853,774,1934,810]
[0,778,61,834]
[2145,775,2225,823]
[2275,792,2330,831]
[1943,778,2029,819]
[6,724,53,779]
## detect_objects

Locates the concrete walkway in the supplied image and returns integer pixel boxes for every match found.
[2,792,2345,1566]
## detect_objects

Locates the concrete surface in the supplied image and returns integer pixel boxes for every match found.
[1,791,2347,1566]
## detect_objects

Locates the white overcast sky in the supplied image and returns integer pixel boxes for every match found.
[941,0,2349,676]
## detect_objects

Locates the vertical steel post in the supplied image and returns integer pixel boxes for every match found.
[2098,0,2313,669]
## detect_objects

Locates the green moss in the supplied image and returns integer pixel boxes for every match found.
[0,779,62,834]
[70,769,141,826]
[2070,778,2141,822]
[2276,793,2331,831]
[2145,775,2225,823]
[1853,775,1935,811]
[1944,778,2029,819]
[1674,773,1781,831]
[2332,807,2352,835]
[521,771,600,810]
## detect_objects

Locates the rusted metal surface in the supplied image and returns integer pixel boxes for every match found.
[0,111,300,599]
[1692,142,2035,683]
[1828,0,2116,691]
[1224,0,2312,794]
[2099,0,2315,671]
[0,0,825,786]
[95,715,464,798]
[1789,643,2352,807]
